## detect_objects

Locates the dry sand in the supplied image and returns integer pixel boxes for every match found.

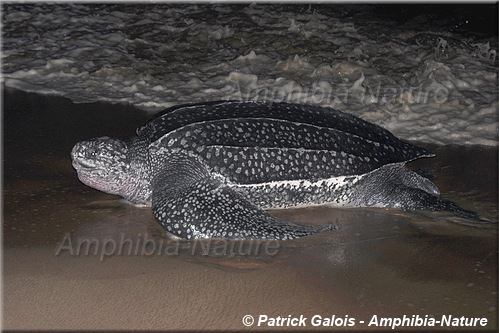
[2,88,498,330]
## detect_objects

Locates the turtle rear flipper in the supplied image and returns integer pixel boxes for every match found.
[353,165,487,222]
[394,186,495,224]
[392,186,484,221]
[151,156,336,240]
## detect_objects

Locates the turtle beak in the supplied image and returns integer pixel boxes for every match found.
[71,142,93,170]
[71,137,128,171]
[71,142,84,162]
[71,141,88,160]
[71,137,111,160]
[72,159,95,170]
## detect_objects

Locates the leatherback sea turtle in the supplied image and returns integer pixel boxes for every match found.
[71,101,479,240]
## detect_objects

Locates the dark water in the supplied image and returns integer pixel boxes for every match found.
[359,4,498,39]
[2,88,498,330]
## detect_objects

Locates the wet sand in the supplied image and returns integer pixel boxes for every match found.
[2,88,498,331]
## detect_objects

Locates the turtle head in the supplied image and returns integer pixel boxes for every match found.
[71,137,150,203]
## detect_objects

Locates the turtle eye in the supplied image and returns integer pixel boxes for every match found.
[87,147,98,158]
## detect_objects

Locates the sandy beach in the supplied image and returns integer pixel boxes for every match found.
[2,88,497,331]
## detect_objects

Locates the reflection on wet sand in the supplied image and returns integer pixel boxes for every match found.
[3,89,497,330]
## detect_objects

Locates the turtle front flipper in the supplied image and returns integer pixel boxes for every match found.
[151,155,336,240]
